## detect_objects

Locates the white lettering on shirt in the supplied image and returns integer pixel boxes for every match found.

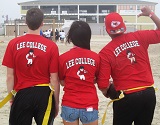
[66,59,75,69]
[66,58,95,69]
[17,42,47,52]
[114,40,140,57]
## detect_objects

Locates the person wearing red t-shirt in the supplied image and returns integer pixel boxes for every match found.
[98,6,160,125]
[59,21,107,125]
[2,8,60,125]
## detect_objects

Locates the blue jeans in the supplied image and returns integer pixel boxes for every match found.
[61,106,98,124]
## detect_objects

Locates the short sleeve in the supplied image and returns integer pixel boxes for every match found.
[49,45,59,73]
[2,41,14,68]
[97,49,110,89]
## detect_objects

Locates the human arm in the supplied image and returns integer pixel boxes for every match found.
[99,81,118,100]
[58,55,66,87]
[99,88,108,97]
[6,67,14,103]
[138,6,160,29]
[50,73,60,118]
[97,51,111,93]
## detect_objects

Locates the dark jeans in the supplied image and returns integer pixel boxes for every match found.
[113,87,156,125]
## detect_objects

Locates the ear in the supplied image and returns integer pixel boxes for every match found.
[41,21,44,26]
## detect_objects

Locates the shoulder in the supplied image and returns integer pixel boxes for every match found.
[83,49,100,61]
[8,36,24,46]
[89,50,99,57]
[99,40,112,52]
[60,50,70,58]
[43,37,57,46]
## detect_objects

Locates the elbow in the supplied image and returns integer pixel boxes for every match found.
[6,75,14,83]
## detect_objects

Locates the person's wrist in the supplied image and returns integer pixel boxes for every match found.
[149,12,154,18]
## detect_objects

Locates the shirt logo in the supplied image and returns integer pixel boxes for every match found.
[111,21,120,28]
[77,66,88,80]
[126,49,136,64]
[26,49,36,67]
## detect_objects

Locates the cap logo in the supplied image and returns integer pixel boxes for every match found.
[111,21,121,28]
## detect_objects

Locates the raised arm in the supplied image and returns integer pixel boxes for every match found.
[138,6,160,29]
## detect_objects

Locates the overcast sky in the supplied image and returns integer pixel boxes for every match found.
[0,0,160,23]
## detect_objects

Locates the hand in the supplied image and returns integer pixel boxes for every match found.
[9,96,15,106]
[9,100,13,106]
[106,83,119,100]
[138,6,152,17]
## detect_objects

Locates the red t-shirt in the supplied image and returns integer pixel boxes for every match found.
[2,34,59,91]
[98,30,160,93]
[59,47,102,110]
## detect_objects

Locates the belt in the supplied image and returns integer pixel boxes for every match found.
[101,84,157,125]
[36,84,55,125]
[38,84,54,125]
[36,84,54,91]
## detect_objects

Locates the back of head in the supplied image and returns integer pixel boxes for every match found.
[66,20,91,50]
[26,8,44,30]
[105,12,126,35]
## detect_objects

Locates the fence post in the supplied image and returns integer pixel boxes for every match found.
[52,19,55,41]
[14,19,18,38]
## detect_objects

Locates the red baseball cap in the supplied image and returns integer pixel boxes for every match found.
[105,12,126,34]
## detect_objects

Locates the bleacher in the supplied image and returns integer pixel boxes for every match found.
[61,21,137,35]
